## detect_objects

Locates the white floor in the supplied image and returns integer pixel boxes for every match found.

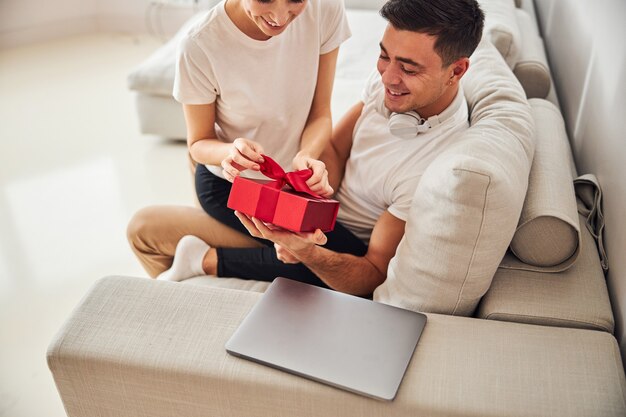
[0,33,195,417]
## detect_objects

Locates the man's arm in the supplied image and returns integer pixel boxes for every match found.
[236,210,406,296]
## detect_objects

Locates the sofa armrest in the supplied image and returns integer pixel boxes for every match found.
[478,214,614,333]
[48,276,626,417]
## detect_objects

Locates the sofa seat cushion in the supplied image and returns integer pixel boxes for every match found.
[508,98,581,269]
[48,276,626,417]
[477,213,614,333]
[374,40,534,316]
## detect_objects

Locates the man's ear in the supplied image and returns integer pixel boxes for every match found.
[449,57,470,82]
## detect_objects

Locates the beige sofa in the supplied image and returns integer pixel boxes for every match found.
[48,0,626,416]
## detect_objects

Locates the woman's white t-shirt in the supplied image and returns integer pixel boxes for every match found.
[174,0,351,179]
[336,71,470,244]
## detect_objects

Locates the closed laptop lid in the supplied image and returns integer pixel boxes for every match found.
[225,277,427,401]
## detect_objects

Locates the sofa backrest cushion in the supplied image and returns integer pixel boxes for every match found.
[505,98,581,271]
[478,0,521,68]
[127,12,206,96]
[344,0,385,10]
[374,39,534,316]
[332,10,387,121]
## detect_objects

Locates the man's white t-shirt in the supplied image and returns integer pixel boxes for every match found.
[336,71,470,244]
[173,0,351,179]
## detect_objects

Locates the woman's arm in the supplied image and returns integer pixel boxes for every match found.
[292,48,340,196]
[184,103,265,181]
[297,47,339,161]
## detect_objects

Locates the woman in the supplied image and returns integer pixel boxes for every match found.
[127,0,351,282]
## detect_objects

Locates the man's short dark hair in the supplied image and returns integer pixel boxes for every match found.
[380,0,485,66]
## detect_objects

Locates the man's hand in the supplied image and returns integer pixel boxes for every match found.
[234,211,327,262]
[292,154,334,198]
[236,209,405,296]
[274,243,300,264]
[222,138,265,182]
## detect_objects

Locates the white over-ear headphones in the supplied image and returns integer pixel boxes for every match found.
[388,112,442,139]
[378,84,464,140]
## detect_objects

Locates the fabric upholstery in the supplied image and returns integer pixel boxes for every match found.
[48,276,626,417]
[507,98,580,270]
[185,276,270,292]
[478,0,522,67]
[374,39,534,316]
[134,92,186,138]
[343,0,385,11]
[127,13,203,96]
[517,0,539,32]
[575,174,609,272]
[478,213,614,333]
[332,9,386,122]
[513,9,551,99]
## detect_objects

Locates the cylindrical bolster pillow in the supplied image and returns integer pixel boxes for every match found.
[508,99,581,270]
[478,0,522,67]
[513,9,551,99]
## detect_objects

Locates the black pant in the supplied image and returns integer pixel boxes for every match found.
[196,164,367,288]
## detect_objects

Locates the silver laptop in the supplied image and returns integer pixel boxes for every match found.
[225,277,427,401]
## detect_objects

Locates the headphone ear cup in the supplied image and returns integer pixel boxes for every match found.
[388,112,421,139]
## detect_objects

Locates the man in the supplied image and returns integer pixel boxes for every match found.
[128,0,484,296]
[236,0,485,295]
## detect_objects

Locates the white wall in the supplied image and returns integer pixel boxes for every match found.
[96,0,207,39]
[0,0,98,47]
[535,0,626,365]
[0,0,98,32]
[0,0,213,48]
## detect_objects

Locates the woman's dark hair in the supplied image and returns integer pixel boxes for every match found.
[380,0,485,66]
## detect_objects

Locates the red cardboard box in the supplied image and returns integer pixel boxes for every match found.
[227,176,339,233]
[226,177,282,224]
[273,188,339,233]
[226,154,340,233]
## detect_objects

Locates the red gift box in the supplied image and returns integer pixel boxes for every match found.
[226,156,339,233]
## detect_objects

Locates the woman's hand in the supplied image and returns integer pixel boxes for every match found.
[292,155,334,198]
[222,138,265,182]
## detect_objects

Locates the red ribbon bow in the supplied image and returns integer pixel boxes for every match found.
[259,155,320,198]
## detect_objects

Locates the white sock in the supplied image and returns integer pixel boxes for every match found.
[157,235,209,282]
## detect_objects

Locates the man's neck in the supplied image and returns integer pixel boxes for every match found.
[416,85,459,119]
